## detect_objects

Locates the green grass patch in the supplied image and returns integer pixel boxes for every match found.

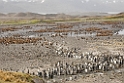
[0,19,41,25]
[83,16,124,22]
[40,18,81,23]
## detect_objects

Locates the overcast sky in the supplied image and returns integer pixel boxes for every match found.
[0,0,124,14]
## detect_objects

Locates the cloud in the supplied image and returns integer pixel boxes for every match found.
[0,0,124,13]
[41,0,45,3]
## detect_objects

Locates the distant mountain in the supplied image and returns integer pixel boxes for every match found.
[0,12,72,18]
[2,0,46,3]
[0,0,124,14]
[118,12,124,15]
[0,13,6,17]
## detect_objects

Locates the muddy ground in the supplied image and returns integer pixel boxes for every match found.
[0,22,124,83]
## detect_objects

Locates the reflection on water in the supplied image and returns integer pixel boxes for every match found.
[118,29,124,35]
[68,32,96,37]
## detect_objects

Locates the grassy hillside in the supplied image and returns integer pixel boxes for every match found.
[0,12,124,25]
[0,19,41,25]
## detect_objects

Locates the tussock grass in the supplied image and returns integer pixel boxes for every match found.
[0,70,34,83]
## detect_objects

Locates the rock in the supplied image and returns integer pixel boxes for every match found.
[33,78,45,83]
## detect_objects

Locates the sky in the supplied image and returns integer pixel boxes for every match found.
[0,0,124,14]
